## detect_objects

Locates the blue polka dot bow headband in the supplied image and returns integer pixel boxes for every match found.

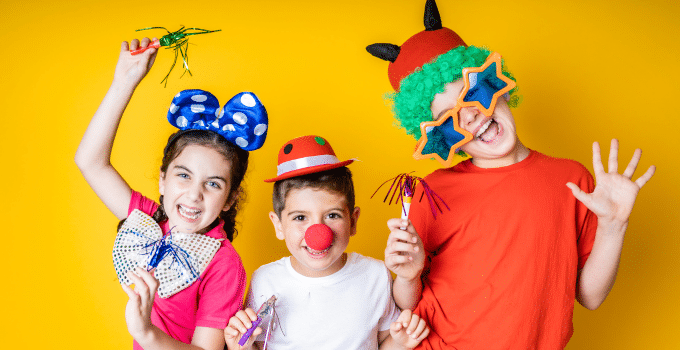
[167,89,268,151]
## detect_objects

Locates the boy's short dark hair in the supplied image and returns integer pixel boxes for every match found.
[272,167,355,218]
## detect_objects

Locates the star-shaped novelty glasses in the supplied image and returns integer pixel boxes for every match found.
[413,52,516,167]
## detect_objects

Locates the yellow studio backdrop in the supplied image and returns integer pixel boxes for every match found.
[0,0,677,348]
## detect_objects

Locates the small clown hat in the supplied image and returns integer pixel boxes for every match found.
[264,135,354,182]
[366,0,467,91]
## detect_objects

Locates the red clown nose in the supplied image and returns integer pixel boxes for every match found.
[305,224,334,251]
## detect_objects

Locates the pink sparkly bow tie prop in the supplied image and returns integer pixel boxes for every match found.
[113,209,221,298]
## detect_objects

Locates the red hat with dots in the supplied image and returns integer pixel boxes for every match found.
[366,0,467,91]
[264,135,354,183]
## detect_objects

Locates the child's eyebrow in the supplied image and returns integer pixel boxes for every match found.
[326,207,347,212]
[206,175,228,183]
[172,165,193,174]
[173,165,227,183]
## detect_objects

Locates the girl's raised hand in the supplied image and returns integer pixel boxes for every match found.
[113,38,158,88]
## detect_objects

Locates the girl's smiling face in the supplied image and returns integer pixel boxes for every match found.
[159,144,234,234]
[269,187,360,278]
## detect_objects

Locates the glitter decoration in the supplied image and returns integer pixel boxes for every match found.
[112,209,222,298]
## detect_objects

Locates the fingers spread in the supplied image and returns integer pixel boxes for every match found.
[635,165,656,188]
[622,148,642,178]
[607,139,619,173]
[592,142,604,175]
[566,182,587,203]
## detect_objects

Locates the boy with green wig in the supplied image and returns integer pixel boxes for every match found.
[367,1,655,349]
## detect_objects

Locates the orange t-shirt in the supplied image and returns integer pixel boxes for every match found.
[411,151,597,350]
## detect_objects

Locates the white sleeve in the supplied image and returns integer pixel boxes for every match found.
[377,264,401,331]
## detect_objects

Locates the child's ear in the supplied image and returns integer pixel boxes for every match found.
[350,207,361,237]
[269,211,285,240]
[222,188,241,212]
[158,172,166,196]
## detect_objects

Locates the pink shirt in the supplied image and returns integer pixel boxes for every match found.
[128,191,246,349]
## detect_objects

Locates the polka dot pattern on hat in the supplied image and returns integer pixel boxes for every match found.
[167,89,269,151]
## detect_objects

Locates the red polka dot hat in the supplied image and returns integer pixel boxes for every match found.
[264,135,354,182]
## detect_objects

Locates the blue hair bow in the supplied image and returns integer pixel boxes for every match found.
[167,89,268,151]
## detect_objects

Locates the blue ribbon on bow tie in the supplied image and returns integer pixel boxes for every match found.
[142,234,200,280]
[167,89,268,151]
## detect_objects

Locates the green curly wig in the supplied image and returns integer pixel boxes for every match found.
[390,45,520,140]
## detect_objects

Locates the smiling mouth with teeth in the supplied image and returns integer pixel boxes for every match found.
[305,245,332,256]
[178,204,201,220]
[475,118,500,142]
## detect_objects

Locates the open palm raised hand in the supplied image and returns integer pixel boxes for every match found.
[567,139,655,227]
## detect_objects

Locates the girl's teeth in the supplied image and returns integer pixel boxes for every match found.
[178,205,201,219]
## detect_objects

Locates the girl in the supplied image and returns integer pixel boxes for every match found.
[75,38,267,350]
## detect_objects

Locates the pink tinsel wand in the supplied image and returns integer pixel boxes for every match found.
[372,172,448,220]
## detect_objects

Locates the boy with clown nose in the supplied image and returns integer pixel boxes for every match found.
[367,0,655,349]
[225,135,430,350]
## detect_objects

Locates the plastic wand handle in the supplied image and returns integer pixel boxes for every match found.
[238,317,262,346]
[130,39,161,55]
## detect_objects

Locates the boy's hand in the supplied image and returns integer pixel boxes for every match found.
[121,267,158,342]
[567,139,655,228]
[385,219,425,282]
[224,309,262,350]
[390,309,430,349]
[113,38,158,88]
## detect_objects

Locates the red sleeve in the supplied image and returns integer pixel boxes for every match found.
[576,170,598,270]
[128,191,160,217]
[195,244,247,329]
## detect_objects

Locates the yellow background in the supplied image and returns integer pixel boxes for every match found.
[1,0,678,348]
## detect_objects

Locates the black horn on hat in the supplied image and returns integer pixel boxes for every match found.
[366,43,401,63]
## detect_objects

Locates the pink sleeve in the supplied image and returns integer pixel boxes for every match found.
[128,191,160,217]
[576,170,598,270]
[195,244,247,329]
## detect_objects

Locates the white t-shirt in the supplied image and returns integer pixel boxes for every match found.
[247,252,400,350]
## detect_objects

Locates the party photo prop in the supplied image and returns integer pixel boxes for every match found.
[372,172,448,220]
[265,135,354,182]
[413,106,472,167]
[459,52,516,117]
[130,26,221,86]
[167,89,268,151]
[367,0,519,167]
[112,210,221,298]
[239,295,282,349]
